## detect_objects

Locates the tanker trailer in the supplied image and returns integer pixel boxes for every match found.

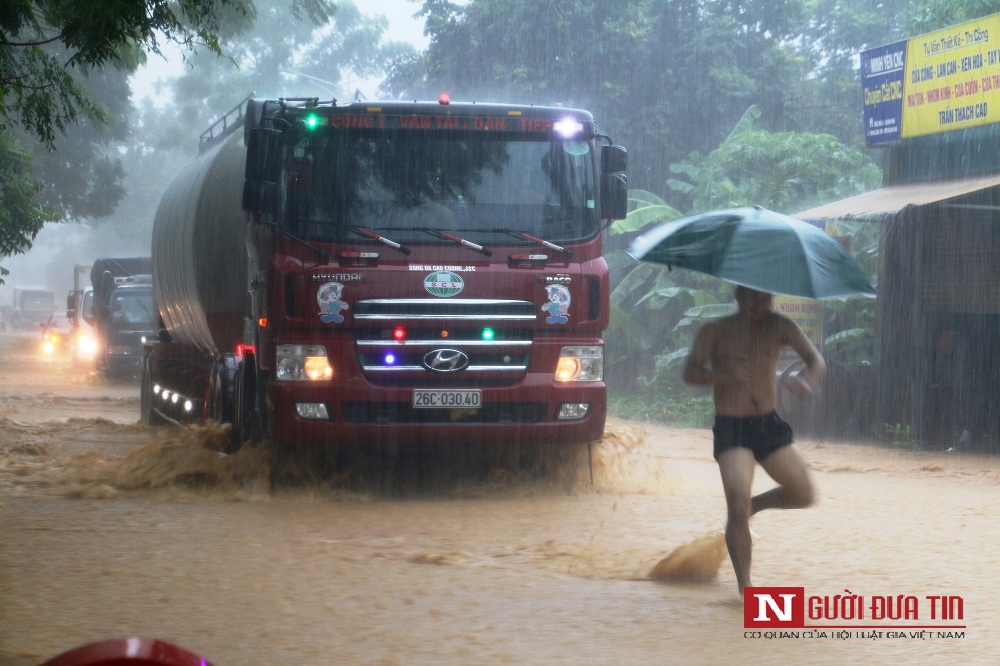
[141,129,249,435]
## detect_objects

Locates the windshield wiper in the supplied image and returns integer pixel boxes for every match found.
[497,229,573,257]
[277,225,329,262]
[405,228,492,257]
[348,226,412,255]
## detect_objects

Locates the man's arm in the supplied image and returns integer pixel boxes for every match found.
[683,323,715,386]
[684,322,730,387]
[781,315,827,396]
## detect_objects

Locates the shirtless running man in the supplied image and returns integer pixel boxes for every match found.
[683,285,826,597]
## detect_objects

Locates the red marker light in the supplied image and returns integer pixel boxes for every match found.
[439,93,450,105]
[393,326,406,341]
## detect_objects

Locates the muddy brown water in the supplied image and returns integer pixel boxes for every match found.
[2,333,998,665]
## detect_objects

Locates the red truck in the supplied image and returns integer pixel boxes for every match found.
[142,95,627,452]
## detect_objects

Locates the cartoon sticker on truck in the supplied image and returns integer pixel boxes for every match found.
[317,282,349,323]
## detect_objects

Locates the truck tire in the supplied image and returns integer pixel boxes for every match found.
[231,355,262,452]
[207,359,233,425]
[140,355,166,426]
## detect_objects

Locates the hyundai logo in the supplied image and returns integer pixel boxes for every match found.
[422,349,470,372]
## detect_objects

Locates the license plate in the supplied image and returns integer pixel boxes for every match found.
[412,389,482,409]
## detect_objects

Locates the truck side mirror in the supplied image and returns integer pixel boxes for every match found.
[245,128,283,183]
[600,145,628,221]
[601,144,627,174]
[66,291,79,322]
[600,173,628,221]
[244,128,283,215]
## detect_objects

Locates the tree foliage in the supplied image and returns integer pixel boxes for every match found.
[395,0,811,192]
[0,131,59,279]
[0,0,261,146]
[605,108,880,401]
[667,106,882,213]
[0,0,263,278]
[169,0,409,137]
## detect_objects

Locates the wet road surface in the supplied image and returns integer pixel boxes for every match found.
[2,334,998,665]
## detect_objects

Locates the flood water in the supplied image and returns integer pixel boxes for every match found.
[1,333,998,665]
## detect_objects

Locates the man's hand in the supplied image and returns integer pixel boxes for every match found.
[785,373,815,399]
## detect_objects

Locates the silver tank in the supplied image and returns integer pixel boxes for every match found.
[152,132,249,360]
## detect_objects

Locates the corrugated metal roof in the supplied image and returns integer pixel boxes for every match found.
[795,173,1000,220]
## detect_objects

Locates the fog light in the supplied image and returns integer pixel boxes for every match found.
[295,403,330,419]
[557,403,590,420]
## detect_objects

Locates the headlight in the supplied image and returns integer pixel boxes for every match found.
[76,334,97,357]
[555,345,603,382]
[276,344,333,381]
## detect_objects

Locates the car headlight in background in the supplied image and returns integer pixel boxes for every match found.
[276,344,333,381]
[555,345,604,382]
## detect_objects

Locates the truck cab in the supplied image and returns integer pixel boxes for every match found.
[145,96,627,451]
[102,277,157,377]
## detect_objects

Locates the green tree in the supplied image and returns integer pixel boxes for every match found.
[911,0,1000,33]
[0,131,60,266]
[1,0,262,146]
[666,106,882,213]
[0,0,345,280]
[397,0,810,192]
[790,0,915,145]
[0,0,264,279]
[169,0,410,137]
[606,109,880,422]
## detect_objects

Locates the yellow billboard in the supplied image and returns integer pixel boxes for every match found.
[901,13,1000,138]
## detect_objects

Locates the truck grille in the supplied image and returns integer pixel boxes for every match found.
[353,299,536,387]
[353,298,537,320]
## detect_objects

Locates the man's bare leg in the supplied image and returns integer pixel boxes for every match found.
[717,447,756,597]
[752,444,815,515]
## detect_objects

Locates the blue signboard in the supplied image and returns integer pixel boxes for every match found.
[860,40,908,144]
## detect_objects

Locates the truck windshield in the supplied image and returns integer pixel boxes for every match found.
[20,291,54,311]
[110,291,157,326]
[280,132,598,245]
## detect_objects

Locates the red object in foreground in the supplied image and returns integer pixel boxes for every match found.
[41,638,212,666]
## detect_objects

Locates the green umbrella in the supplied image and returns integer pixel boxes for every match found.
[627,206,876,299]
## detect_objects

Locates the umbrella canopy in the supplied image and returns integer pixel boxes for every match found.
[627,206,876,299]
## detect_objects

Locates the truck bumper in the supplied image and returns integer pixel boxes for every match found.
[268,377,606,447]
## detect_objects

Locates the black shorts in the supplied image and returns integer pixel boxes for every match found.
[712,412,794,462]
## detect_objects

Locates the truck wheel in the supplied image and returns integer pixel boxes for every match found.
[207,360,232,425]
[231,356,262,452]
[140,356,166,426]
